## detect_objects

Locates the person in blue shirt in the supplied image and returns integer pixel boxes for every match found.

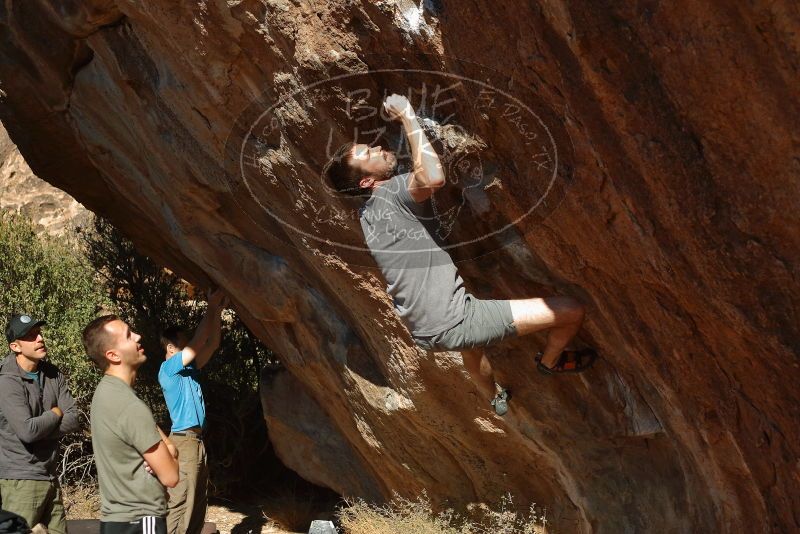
[157,289,228,534]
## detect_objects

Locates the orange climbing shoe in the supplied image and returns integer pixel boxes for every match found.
[536,348,597,375]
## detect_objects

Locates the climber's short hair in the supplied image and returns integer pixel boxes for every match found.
[160,324,188,351]
[322,141,369,197]
[82,315,119,371]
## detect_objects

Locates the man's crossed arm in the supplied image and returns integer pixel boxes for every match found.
[143,426,179,488]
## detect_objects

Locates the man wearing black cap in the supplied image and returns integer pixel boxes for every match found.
[0,314,80,534]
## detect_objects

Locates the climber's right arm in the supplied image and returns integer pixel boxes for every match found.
[384,94,445,202]
[181,288,228,369]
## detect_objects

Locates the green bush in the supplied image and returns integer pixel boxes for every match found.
[0,211,109,405]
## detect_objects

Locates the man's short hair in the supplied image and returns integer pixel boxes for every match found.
[82,315,119,370]
[160,325,187,351]
[322,141,368,197]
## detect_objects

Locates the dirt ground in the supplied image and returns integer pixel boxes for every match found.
[206,502,301,533]
[204,493,340,534]
[63,485,341,534]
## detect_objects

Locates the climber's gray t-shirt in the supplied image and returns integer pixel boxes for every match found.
[359,173,466,337]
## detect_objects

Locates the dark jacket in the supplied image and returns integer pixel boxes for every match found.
[0,353,80,480]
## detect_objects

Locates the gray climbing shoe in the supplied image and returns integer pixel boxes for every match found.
[490,387,510,416]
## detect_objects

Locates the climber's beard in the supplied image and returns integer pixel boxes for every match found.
[373,152,398,182]
[384,152,398,177]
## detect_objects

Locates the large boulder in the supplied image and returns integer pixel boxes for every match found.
[1,1,797,532]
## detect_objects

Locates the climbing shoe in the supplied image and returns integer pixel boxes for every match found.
[490,387,511,416]
[536,348,598,375]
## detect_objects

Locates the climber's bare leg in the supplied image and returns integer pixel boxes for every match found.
[510,296,585,368]
[461,348,498,401]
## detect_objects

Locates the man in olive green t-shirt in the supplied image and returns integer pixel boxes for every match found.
[83,315,179,534]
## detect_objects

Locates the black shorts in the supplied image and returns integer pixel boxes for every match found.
[100,517,166,534]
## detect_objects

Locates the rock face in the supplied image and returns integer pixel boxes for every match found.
[1,1,798,532]
[0,123,88,235]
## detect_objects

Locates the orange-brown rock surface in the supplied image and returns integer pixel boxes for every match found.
[1,1,798,532]
[0,123,88,235]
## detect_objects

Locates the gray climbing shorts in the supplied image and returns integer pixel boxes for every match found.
[412,294,517,351]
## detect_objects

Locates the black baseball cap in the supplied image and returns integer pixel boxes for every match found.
[5,314,47,343]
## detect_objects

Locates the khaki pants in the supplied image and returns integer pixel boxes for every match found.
[0,478,66,534]
[166,433,208,534]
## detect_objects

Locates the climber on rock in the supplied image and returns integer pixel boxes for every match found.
[323,93,596,416]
